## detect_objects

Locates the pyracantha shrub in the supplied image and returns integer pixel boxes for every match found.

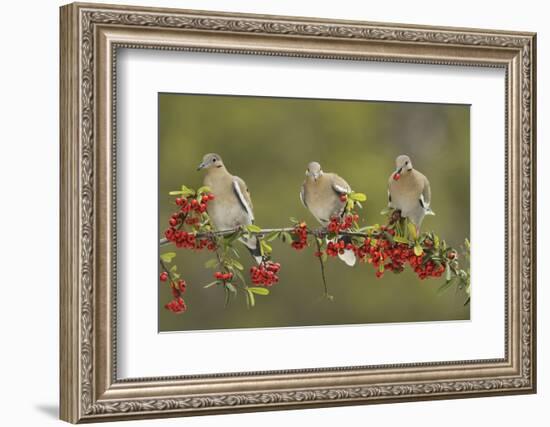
[159,185,470,314]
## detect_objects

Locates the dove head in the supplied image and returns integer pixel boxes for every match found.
[306,161,323,181]
[197,153,224,171]
[395,155,413,173]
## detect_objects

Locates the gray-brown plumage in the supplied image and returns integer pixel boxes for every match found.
[387,154,435,233]
[197,153,261,263]
[300,161,356,266]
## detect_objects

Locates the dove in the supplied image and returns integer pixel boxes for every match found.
[300,161,356,266]
[197,153,261,263]
[387,154,435,234]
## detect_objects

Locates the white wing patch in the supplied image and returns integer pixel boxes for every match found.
[333,184,349,195]
[419,193,429,209]
[299,186,307,208]
[233,179,254,222]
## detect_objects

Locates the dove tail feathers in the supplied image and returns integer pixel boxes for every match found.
[327,235,356,267]
[240,235,262,264]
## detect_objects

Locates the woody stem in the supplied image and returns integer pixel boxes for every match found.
[314,237,330,299]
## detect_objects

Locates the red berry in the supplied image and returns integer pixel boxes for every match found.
[339,194,348,202]
[160,272,168,282]
[393,173,401,181]
[169,218,178,227]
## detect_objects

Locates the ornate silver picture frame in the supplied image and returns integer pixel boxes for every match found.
[60,2,536,423]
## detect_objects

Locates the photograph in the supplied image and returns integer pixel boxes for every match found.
[56,2,536,422]
[158,93,471,332]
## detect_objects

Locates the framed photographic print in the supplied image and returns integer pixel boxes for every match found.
[60,2,537,423]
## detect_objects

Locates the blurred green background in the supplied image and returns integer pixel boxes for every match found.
[158,93,470,332]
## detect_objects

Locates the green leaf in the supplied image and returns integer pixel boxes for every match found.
[181,185,195,195]
[378,263,385,273]
[248,287,270,295]
[393,236,409,244]
[350,192,367,202]
[224,287,230,307]
[225,282,237,293]
[265,231,280,242]
[203,281,219,288]
[204,258,219,269]
[230,259,244,271]
[445,263,452,282]
[345,199,355,212]
[260,240,272,255]
[281,231,292,243]
[234,269,246,285]
[438,277,457,294]
[169,265,178,273]
[160,252,176,263]
[413,244,423,256]
[197,185,212,195]
[434,234,440,249]
[229,247,241,258]
[246,289,255,308]
[321,252,328,263]
[223,230,241,245]
[407,222,417,240]
[245,224,262,233]
[170,185,195,197]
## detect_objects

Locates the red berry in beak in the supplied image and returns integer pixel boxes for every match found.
[393,173,401,181]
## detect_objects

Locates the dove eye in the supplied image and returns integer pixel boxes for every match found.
[213,158,217,162]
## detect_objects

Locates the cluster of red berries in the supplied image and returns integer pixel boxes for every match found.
[175,193,214,214]
[352,231,448,280]
[327,214,358,234]
[164,194,218,251]
[214,271,233,281]
[165,193,214,234]
[325,239,353,257]
[291,222,308,250]
[160,271,188,314]
[165,297,186,314]
[250,261,281,286]
[164,228,216,251]
[408,253,446,279]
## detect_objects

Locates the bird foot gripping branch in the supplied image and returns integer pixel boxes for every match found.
[159,185,470,315]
